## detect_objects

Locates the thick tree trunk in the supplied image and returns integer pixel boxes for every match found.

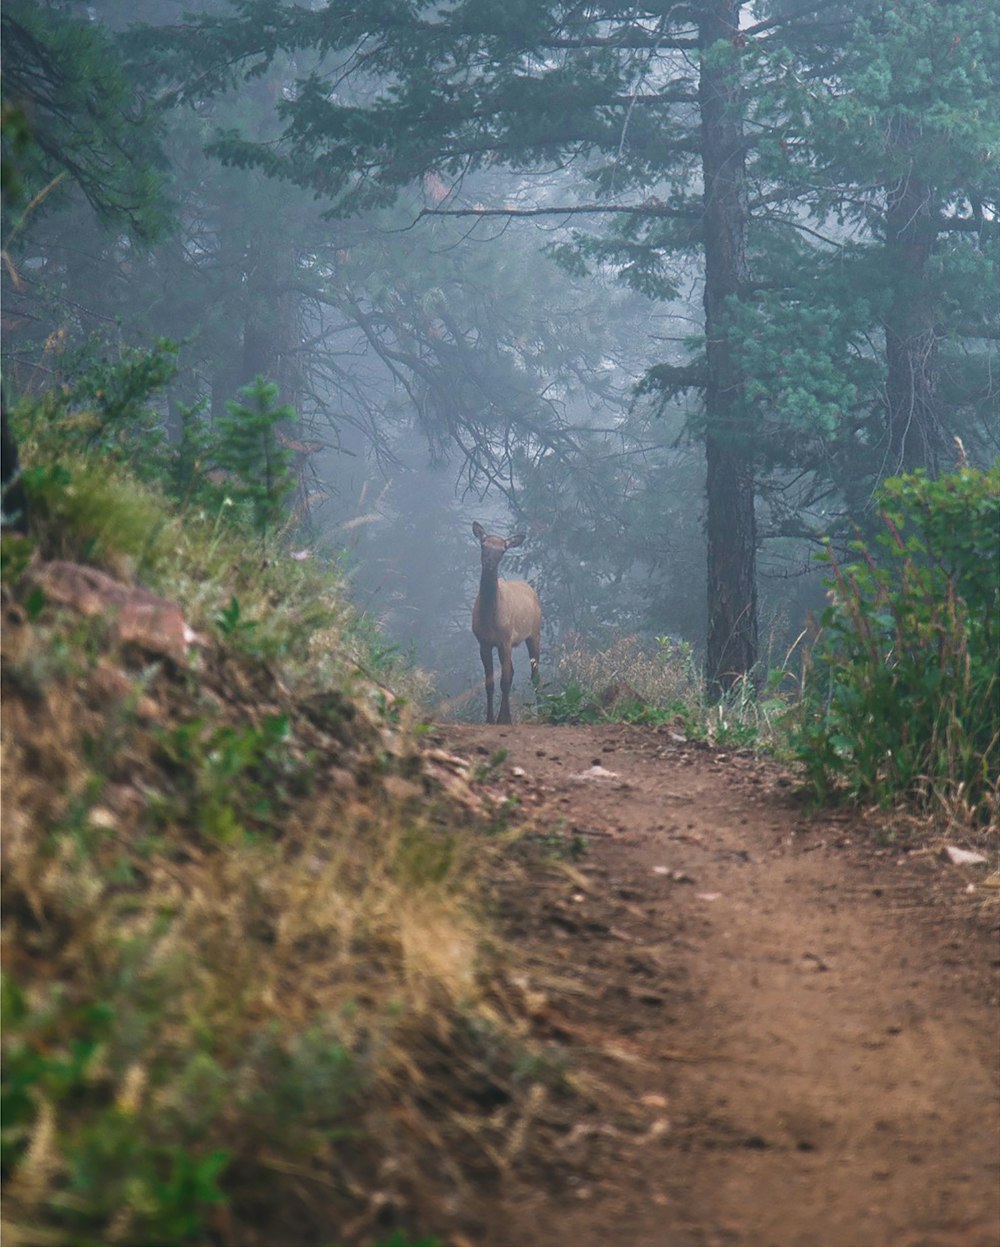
[1,393,29,533]
[210,197,244,426]
[883,140,944,475]
[699,0,757,696]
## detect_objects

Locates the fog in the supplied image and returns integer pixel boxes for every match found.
[4,0,996,708]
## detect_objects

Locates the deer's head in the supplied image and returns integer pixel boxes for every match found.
[473,521,525,575]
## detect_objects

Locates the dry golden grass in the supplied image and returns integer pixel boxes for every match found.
[541,633,792,750]
[551,633,701,710]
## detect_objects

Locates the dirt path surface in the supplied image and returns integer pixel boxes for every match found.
[431,723,1000,1247]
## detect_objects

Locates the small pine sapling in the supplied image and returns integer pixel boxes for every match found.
[211,376,295,545]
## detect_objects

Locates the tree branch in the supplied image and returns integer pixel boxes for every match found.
[416,201,698,222]
[543,33,697,51]
[640,362,706,392]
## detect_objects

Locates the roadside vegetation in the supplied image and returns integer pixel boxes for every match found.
[794,467,999,825]
[0,371,546,1247]
[536,633,786,751]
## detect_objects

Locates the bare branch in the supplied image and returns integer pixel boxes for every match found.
[416,201,697,223]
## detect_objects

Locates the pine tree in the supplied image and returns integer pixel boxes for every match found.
[746,0,999,490]
[213,376,295,543]
[181,0,772,691]
[174,0,994,690]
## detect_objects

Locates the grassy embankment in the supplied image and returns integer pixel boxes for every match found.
[1,425,550,1247]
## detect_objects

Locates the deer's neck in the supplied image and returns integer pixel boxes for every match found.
[479,565,501,619]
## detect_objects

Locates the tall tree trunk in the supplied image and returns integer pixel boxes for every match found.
[700,0,757,696]
[210,194,244,425]
[883,131,944,475]
[1,392,29,533]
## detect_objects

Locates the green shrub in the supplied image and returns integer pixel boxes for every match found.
[794,466,1000,819]
[15,340,178,475]
[210,376,294,544]
[14,349,293,547]
[154,713,300,845]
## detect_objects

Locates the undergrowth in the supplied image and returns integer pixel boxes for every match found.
[538,633,785,749]
[793,467,1000,825]
[1,381,545,1246]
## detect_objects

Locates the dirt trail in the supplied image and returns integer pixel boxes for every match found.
[432,723,1000,1247]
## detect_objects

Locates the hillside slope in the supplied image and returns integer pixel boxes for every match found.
[0,494,552,1247]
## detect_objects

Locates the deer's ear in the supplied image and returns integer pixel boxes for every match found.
[506,533,526,549]
[472,522,486,542]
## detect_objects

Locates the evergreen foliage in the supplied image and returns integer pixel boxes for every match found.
[13,346,301,559]
[743,0,1000,494]
[23,340,178,465]
[212,376,295,542]
[155,0,999,691]
[0,0,167,238]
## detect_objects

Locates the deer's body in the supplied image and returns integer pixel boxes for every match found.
[471,522,541,725]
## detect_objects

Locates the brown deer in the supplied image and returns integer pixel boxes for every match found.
[471,521,542,725]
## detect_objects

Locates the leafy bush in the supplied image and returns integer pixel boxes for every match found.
[794,467,1000,819]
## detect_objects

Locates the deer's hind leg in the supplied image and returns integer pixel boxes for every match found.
[525,633,540,689]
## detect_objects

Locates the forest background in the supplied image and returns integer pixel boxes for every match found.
[3,0,998,702]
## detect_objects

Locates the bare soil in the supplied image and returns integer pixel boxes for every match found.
[431,723,1000,1247]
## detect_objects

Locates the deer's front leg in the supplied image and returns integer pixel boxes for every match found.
[497,644,514,725]
[480,642,496,724]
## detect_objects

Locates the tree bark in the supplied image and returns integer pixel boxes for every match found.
[883,129,944,475]
[240,230,315,530]
[1,393,29,533]
[700,0,758,696]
